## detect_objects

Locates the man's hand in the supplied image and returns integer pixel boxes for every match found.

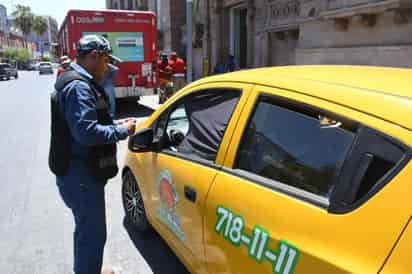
[122,118,136,136]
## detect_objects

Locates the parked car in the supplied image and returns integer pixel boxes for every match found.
[123,66,412,274]
[0,63,18,80]
[38,62,53,75]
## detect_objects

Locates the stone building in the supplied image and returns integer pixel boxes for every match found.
[0,4,7,35]
[197,0,412,76]
[106,0,186,56]
[152,0,186,55]
[106,0,149,10]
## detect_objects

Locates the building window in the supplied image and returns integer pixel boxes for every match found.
[128,0,133,10]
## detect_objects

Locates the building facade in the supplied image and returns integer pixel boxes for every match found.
[26,16,58,57]
[106,0,149,10]
[0,7,26,52]
[194,0,412,77]
[107,0,187,58]
[43,16,58,55]
[0,4,7,34]
[154,0,186,55]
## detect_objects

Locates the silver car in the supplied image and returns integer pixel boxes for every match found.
[38,62,54,75]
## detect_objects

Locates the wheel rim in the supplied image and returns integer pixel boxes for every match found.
[124,174,145,224]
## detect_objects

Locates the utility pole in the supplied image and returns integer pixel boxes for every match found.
[186,0,193,83]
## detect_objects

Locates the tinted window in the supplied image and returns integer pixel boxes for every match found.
[235,97,355,197]
[157,89,240,161]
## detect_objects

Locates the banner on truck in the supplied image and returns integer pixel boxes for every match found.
[83,32,144,62]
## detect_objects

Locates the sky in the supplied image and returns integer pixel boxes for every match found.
[1,0,104,27]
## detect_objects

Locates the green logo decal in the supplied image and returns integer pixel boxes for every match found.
[215,205,300,274]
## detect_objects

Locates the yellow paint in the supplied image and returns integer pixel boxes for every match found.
[124,66,412,273]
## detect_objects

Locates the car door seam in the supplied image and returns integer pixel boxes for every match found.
[378,215,412,273]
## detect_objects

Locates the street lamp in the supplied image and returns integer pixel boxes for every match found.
[186,0,193,83]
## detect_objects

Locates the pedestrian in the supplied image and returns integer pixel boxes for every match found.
[101,63,119,118]
[224,54,240,72]
[57,55,71,78]
[158,53,173,103]
[49,34,136,274]
[213,61,226,74]
[169,51,186,92]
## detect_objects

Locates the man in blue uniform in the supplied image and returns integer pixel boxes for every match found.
[49,35,136,274]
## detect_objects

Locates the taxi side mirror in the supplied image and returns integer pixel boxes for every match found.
[128,128,154,152]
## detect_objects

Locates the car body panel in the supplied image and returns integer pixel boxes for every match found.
[192,66,412,131]
[200,85,412,274]
[379,218,412,274]
[123,66,412,273]
[205,150,412,274]
[125,82,253,273]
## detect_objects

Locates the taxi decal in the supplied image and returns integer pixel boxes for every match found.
[215,205,299,274]
[157,170,185,242]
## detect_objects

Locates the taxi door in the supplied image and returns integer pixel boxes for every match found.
[203,85,411,274]
[143,83,252,273]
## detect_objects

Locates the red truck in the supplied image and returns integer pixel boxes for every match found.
[58,9,159,100]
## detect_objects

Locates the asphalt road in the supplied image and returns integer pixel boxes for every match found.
[0,71,189,274]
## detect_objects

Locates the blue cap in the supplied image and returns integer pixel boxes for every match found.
[76,34,122,64]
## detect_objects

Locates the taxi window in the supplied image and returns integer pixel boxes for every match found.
[158,89,240,162]
[235,96,355,198]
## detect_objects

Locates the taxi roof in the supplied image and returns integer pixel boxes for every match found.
[193,65,412,131]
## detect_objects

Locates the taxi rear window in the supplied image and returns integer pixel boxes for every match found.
[235,96,355,198]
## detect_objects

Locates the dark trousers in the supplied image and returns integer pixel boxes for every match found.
[57,160,107,274]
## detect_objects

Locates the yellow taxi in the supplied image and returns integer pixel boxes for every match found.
[122,66,412,274]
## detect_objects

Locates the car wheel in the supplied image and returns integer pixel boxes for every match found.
[15,74,18,79]
[122,170,150,232]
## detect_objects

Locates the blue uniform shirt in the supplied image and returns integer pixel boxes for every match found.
[58,63,129,159]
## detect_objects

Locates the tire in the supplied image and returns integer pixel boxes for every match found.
[14,74,18,79]
[122,170,151,232]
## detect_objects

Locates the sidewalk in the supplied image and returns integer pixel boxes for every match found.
[138,95,161,111]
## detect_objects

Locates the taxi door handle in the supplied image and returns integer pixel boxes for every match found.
[184,186,197,203]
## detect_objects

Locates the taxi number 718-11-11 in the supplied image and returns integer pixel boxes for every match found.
[215,205,300,274]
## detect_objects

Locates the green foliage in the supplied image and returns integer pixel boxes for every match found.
[33,16,48,37]
[3,48,31,62]
[12,5,34,36]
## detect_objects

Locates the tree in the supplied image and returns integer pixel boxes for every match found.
[3,48,31,62]
[11,5,34,47]
[33,16,48,38]
[33,16,48,57]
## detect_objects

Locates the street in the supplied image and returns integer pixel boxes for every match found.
[0,71,189,274]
